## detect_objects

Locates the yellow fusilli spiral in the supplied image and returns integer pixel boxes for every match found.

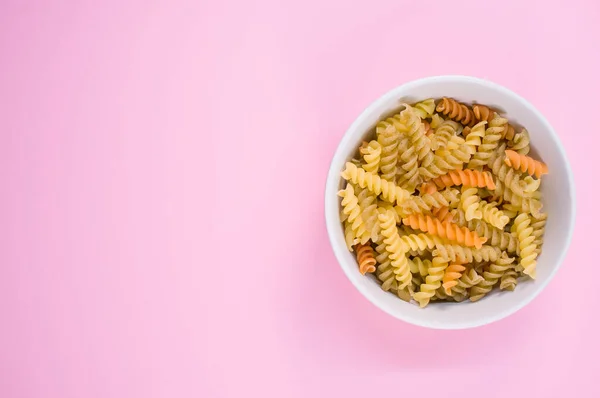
[396,135,421,192]
[467,114,505,168]
[430,113,445,129]
[396,188,460,216]
[433,244,502,263]
[488,144,529,198]
[410,257,431,278]
[413,98,436,119]
[510,128,530,155]
[356,186,380,243]
[512,213,538,279]
[450,268,484,298]
[343,219,357,251]
[419,142,471,180]
[478,200,510,229]
[466,218,519,253]
[443,263,466,294]
[375,242,398,293]
[359,140,382,174]
[400,104,433,163]
[341,162,411,205]
[470,254,515,301]
[338,183,369,244]
[398,233,445,252]
[414,256,449,308]
[431,120,460,151]
[376,121,401,181]
[461,187,483,221]
[379,210,412,289]
[500,267,518,291]
[464,121,487,154]
[531,212,547,251]
[472,104,516,141]
[377,200,400,223]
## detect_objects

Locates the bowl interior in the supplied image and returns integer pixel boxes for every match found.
[325,76,575,329]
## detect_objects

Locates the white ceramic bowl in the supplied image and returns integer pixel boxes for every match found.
[325,75,575,329]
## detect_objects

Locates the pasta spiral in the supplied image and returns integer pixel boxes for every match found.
[504,150,549,178]
[375,242,398,293]
[472,104,515,141]
[414,256,449,307]
[510,129,530,155]
[355,242,376,275]
[359,140,382,174]
[472,104,495,124]
[341,162,411,205]
[470,254,515,301]
[396,188,460,216]
[460,187,483,221]
[467,114,505,168]
[356,186,380,242]
[466,218,519,253]
[400,104,433,162]
[377,200,400,223]
[410,257,431,278]
[443,263,466,294]
[435,97,477,127]
[478,200,510,229]
[531,212,547,250]
[431,120,460,151]
[451,268,483,297]
[464,121,487,154]
[433,244,502,263]
[376,121,401,181]
[512,213,538,279]
[343,219,357,251]
[338,183,369,244]
[419,143,471,180]
[413,98,436,119]
[431,206,454,223]
[430,113,445,129]
[420,169,496,194]
[488,144,528,197]
[402,213,487,248]
[396,135,421,192]
[398,233,445,252]
[379,210,412,289]
[500,267,518,291]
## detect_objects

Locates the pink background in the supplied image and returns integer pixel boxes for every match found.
[0,0,598,397]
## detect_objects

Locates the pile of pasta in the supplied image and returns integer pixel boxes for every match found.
[339,98,548,307]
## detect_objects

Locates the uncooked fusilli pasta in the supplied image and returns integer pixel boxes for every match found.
[338,98,548,307]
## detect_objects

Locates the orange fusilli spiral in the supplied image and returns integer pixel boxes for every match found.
[442,263,466,294]
[472,104,515,141]
[504,150,548,178]
[420,169,496,194]
[435,97,477,127]
[355,243,376,275]
[431,206,454,223]
[472,104,495,124]
[401,214,487,249]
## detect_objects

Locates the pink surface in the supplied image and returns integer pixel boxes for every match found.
[0,1,597,397]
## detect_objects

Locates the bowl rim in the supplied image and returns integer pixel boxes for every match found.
[324,75,576,329]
